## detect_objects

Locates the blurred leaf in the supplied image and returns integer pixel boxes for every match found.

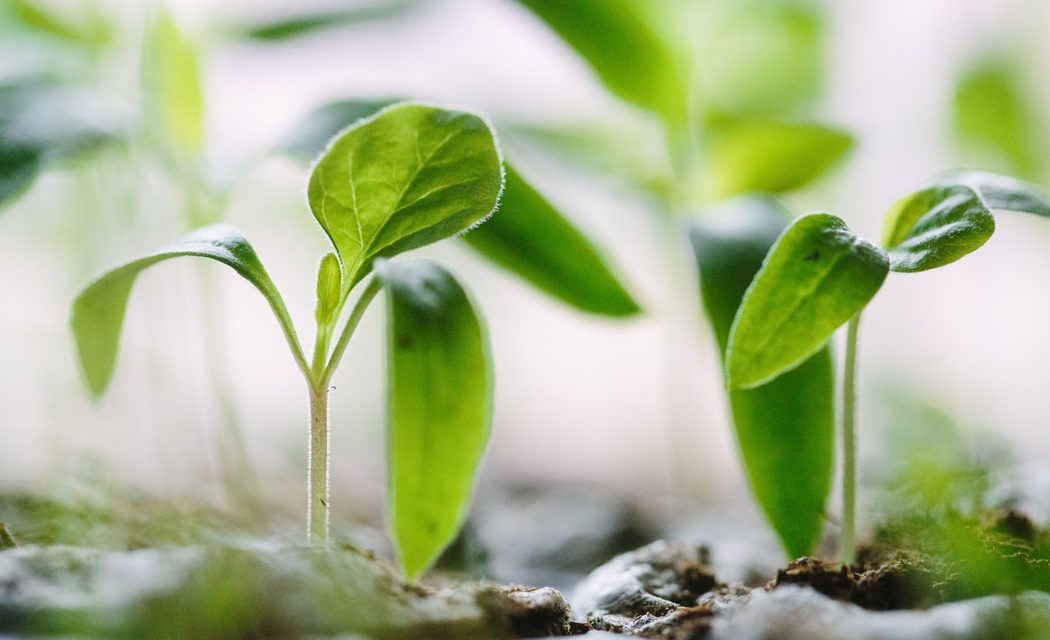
[702,121,852,198]
[727,213,888,389]
[689,197,833,558]
[882,183,995,273]
[464,166,641,317]
[696,0,824,120]
[945,169,1050,218]
[0,79,122,210]
[280,98,400,162]
[142,10,204,154]
[241,0,424,41]
[376,259,491,580]
[514,0,686,124]
[1,0,112,48]
[71,224,297,397]
[307,103,503,291]
[953,56,1044,179]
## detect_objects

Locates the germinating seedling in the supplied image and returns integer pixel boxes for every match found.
[725,170,1050,563]
[71,103,504,579]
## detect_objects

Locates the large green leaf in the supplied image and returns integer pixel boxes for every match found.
[726,213,888,389]
[945,170,1050,219]
[376,259,491,580]
[307,103,503,292]
[702,121,852,199]
[690,197,833,557]
[71,224,300,397]
[952,57,1044,179]
[142,10,204,154]
[0,79,121,209]
[515,0,685,124]
[881,183,995,273]
[463,166,640,317]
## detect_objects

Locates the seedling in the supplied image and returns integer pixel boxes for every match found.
[725,170,1050,562]
[71,103,505,579]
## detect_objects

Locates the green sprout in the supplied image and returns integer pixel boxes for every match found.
[724,170,1050,563]
[70,103,505,579]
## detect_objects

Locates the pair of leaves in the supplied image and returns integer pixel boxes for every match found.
[689,197,834,557]
[286,99,640,316]
[72,103,500,580]
[727,172,1050,390]
[0,79,122,209]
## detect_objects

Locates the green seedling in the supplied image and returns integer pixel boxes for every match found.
[71,103,505,579]
[725,170,1050,563]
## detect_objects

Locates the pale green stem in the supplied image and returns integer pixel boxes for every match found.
[304,277,383,543]
[841,313,861,565]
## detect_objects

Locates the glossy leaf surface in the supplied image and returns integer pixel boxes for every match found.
[307,104,503,291]
[945,170,1050,219]
[515,0,685,123]
[463,166,640,317]
[72,225,296,397]
[702,121,852,199]
[690,197,833,557]
[376,259,491,580]
[727,213,888,389]
[882,183,994,273]
[143,10,203,153]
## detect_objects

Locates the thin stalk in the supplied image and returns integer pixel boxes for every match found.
[307,382,330,542]
[322,278,383,386]
[840,313,861,565]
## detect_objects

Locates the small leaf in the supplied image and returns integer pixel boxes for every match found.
[727,213,888,389]
[702,121,853,199]
[240,0,423,41]
[689,197,833,558]
[515,0,685,124]
[952,57,1044,179]
[463,166,640,317]
[882,183,994,273]
[314,252,342,327]
[143,10,204,154]
[0,79,122,209]
[72,224,297,397]
[944,169,1050,219]
[307,103,504,291]
[376,259,491,580]
[280,98,400,162]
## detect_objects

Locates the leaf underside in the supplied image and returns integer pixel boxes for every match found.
[307,103,503,292]
[71,224,292,397]
[882,183,995,273]
[727,213,889,389]
[944,169,1050,219]
[690,197,833,558]
[376,259,491,580]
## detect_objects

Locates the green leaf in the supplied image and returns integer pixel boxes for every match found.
[689,197,833,558]
[143,10,204,154]
[515,0,685,123]
[240,0,423,40]
[2,0,112,48]
[0,79,121,209]
[72,224,300,397]
[307,103,504,291]
[952,57,1044,179]
[376,259,491,580]
[943,169,1050,218]
[881,183,995,273]
[314,252,342,327]
[463,166,640,317]
[702,121,852,199]
[727,213,888,389]
[280,98,399,162]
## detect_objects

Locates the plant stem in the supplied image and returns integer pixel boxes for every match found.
[307,382,330,543]
[322,278,383,386]
[840,313,861,565]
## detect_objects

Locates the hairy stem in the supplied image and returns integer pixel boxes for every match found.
[307,382,330,542]
[840,313,861,564]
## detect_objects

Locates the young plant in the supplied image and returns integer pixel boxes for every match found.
[725,170,1050,563]
[71,103,505,579]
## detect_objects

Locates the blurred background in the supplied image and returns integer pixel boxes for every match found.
[2,0,1050,550]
